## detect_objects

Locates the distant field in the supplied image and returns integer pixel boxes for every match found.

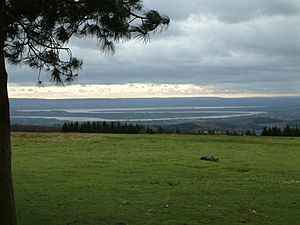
[12,133,300,225]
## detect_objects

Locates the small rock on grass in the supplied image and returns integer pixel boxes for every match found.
[200,155,219,162]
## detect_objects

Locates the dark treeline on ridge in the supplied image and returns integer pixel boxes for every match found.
[198,126,300,137]
[62,122,300,137]
[61,121,168,134]
[11,122,300,137]
[261,125,300,137]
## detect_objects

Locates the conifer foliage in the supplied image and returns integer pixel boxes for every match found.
[62,121,147,134]
[60,121,173,134]
[261,125,300,137]
[4,0,170,84]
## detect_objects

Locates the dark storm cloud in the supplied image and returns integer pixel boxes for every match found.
[8,0,300,96]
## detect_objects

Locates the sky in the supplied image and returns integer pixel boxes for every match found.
[8,0,300,98]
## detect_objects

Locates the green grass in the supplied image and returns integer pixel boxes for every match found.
[12,133,300,225]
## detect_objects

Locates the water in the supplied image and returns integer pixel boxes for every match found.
[12,106,267,122]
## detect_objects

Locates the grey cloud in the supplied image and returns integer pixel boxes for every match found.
[145,0,300,22]
[201,0,300,23]
[7,0,300,96]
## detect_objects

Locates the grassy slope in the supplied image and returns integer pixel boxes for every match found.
[12,133,300,225]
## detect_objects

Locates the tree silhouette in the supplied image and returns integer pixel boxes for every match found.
[0,0,169,223]
[261,125,300,137]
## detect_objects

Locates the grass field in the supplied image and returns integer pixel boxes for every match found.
[12,133,300,225]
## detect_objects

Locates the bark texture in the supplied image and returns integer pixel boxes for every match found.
[0,0,17,224]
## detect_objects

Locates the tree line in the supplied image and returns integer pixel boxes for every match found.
[196,126,300,137]
[261,125,300,137]
[61,122,300,137]
[61,121,170,134]
[11,122,300,137]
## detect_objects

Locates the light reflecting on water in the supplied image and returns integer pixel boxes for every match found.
[12,106,267,122]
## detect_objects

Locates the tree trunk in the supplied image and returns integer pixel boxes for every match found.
[0,0,17,224]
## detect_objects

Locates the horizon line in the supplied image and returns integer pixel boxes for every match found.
[9,95,300,100]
